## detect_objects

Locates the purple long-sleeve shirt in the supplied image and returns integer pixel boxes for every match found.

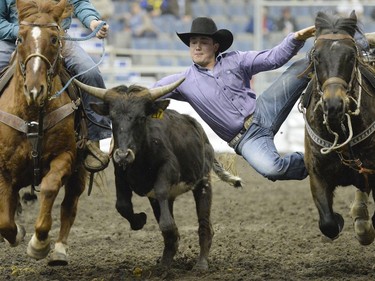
[154,33,305,142]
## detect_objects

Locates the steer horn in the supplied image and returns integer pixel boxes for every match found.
[149,77,185,100]
[73,77,185,101]
[73,79,107,100]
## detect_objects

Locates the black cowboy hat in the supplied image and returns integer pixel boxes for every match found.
[177,17,233,53]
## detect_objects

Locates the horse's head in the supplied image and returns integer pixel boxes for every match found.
[312,11,361,126]
[15,0,72,107]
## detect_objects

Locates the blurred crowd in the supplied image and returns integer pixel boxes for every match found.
[91,0,194,38]
[88,0,375,51]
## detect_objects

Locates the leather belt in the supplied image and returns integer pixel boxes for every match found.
[228,114,253,148]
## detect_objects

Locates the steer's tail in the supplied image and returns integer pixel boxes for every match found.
[213,158,242,188]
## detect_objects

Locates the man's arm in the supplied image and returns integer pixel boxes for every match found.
[0,1,18,41]
[70,0,109,39]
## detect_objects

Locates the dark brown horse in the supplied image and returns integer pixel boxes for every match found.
[0,0,86,265]
[303,10,375,245]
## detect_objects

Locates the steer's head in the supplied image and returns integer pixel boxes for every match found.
[74,78,185,168]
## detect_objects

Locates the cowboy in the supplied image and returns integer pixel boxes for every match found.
[153,17,315,181]
[0,0,111,172]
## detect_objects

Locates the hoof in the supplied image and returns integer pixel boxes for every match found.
[193,258,209,271]
[130,212,147,230]
[27,234,51,260]
[7,224,26,247]
[319,213,344,240]
[48,252,68,266]
[48,242,68,266]
[354,219,375,246]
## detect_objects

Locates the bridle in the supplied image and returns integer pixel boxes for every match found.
[17,21,63,99]
[3,20,74,189]
[303,32,375,176]
[312,33,360,104]
[304,33,365,153]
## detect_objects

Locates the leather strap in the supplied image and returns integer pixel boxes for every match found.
[0,62,16,94]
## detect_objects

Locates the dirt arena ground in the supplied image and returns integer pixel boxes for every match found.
[1,154,375,281]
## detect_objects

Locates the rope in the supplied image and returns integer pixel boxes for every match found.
[62,21,106,42]
[320,113,353,154]
[49,21,107,100]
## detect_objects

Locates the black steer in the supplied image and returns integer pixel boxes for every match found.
[74,78,242,270]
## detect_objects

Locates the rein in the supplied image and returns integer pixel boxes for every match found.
[1,19,105,189]
[18,21,107,100]
[50,21,107,100]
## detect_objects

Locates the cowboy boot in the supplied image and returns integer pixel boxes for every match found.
[84,140,110,172]
[365,33,375,48]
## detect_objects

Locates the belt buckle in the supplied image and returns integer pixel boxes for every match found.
[228,114,253,148]
[243,115,253,130]
[228,134,241,148]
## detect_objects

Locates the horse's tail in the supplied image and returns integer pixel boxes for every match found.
[213,158,242,188]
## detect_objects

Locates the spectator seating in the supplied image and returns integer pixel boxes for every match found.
[79,1,375,72]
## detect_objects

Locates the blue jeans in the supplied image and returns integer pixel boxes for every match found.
[0,40,112,141]
[0,40,15,70]
[235,58,310,181]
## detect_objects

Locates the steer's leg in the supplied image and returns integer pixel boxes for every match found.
[27,152,73,262]
[149,198,179,268]
[153,177,176,232]
[0,184,25,246]
[192,175,213,271]
[114,164,146,230]
[48,165,86,266]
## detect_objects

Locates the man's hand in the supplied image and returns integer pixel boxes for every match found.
[89,20,109,39]
[294,25,316,41]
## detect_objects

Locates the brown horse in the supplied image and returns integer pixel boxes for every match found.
[0,0,86,265]
[303,11,375,245]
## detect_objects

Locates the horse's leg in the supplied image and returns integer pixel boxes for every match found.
[310,174,344,239]
[48,165,85,266]
[192,175,213,271]
[350,189,375,245]
[0,183,26,246]
[27,152,74,261]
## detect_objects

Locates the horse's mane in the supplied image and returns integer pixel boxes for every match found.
[315,11,362,37]
[17,0,72,24]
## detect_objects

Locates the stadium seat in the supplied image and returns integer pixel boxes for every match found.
[157,56,176,66]
[226,3,247,19]
[154,33,174,50]
[233,34,254,51]
[191,1,207,17]
[131,37,156,50]
[177,56,192,67]
[173,39,188,51]
[206,3,226,17]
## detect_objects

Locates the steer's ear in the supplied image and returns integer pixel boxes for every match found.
[154,99,170,111]
[149,100,170,117]
[90,102,110,116]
